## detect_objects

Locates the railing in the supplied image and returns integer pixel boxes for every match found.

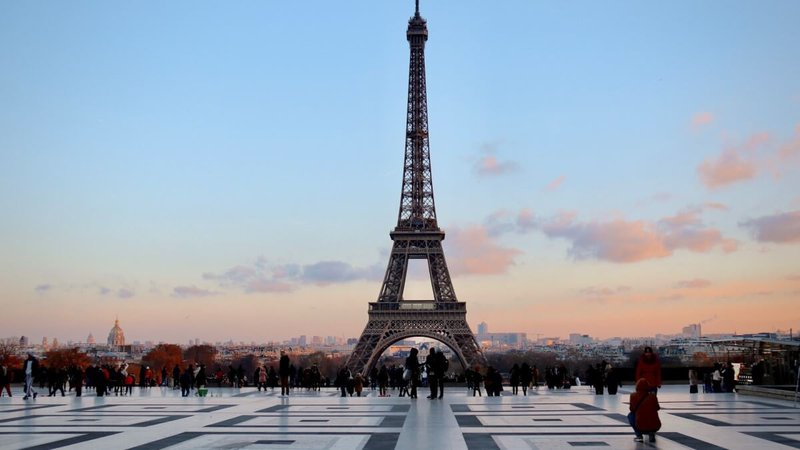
[369,301,466,312]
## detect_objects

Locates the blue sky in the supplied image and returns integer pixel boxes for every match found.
[2,1,799,343]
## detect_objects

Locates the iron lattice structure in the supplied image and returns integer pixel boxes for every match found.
[348,2,485,375]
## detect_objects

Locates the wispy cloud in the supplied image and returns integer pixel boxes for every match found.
[172,286,217,298]
[486,206,737,263]
[99,286,135,299]
[674,279,712,289]
[691,111,714,128]
[474,155,520,176]
[203,256,384,292]
[740,210,800,244]
[697,132,768,189]
[473,140,520,177]
[579,285,631,297]
[117,288,135,299]
[698,125,800,189]
[539,215,671,263]
[545,175,566,192]
[34,284,53,294]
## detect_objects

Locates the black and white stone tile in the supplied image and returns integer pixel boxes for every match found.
[0,385,797,449]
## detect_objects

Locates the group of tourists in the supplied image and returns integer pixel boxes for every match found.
[8,344,766,445]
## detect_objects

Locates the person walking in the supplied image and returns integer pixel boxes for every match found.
[471,366,483,397]
[336,366,351,397]
[71,365,84,397]
[722,362,736,393]
[605,362,619,395]
[510,363,520,395]
[0,363,12,397]
[689,369,699,394]
[629,378,661,443]
[354,372,365,397]
[23,353,38,400]
[711,363,723,393]
[635,347,662,393]
[520,363,531,396]
[279,351,291,396]
[180,365,192,397]
[405,348,420,399]
[378,365,389,397]
[434,349,447,399]
[426,348,439,399]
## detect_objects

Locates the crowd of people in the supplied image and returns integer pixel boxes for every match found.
[9,346,774,445]
[8,344,773,444]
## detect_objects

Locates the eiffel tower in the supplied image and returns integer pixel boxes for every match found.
[347,1,485,374]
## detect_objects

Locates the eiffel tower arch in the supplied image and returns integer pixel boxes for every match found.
[347,1,485,375]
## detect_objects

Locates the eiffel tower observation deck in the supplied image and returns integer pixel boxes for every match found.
[347,1,485,374]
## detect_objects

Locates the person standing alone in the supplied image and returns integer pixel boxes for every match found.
[279,351,291,396]
[23,353,38,400]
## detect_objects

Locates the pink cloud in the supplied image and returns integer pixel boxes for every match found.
[697,149,758,188]
[697,132,770,189]
[675,279,712,289]
[445,225,522,275]
[474,155,519,176]
[545,175,566,191]
[691,111,714,127]
[535,207,738,263]
[540,216,671,263]
[740,210,800,243]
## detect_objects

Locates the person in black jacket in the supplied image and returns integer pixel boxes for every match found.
[180,365,193,397]
[279,351,291,396]
[405,348,420,399]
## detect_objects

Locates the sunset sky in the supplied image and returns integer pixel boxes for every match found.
[2,1,799,344]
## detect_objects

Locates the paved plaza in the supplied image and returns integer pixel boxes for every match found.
[1,385,799,449]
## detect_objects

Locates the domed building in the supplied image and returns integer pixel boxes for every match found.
[107,318,126,347]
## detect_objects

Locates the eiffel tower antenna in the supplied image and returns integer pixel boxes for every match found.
[347,1,484,375]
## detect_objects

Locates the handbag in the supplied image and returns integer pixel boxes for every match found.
[403,368,411,381]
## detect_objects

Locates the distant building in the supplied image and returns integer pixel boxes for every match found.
[479,332,527,349]
[19,336,28,346]
[107,318,126,347]
[477,322,488,336]
[569,333,593,345]
[298,335,307,346]
[87,333,96,345]
[682,323,702,338]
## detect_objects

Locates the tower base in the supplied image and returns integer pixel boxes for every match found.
[347,302,485,374]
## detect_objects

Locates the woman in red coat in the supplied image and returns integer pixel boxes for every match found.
[634,346,662,392]
[629,378,661,442]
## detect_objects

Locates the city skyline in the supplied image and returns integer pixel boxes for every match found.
[2,1,800,344]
